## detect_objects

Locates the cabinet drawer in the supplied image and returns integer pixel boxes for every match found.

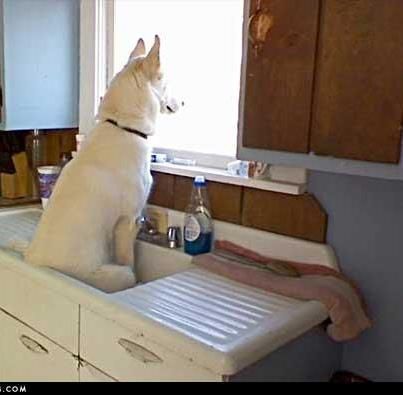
[79,361,117,382]
[80,308,220,382]
[0,266,79,354]
[0,310,78,382]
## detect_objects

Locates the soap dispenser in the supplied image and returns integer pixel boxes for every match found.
[183,176,213,255]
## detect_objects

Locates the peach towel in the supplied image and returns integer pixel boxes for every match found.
[192,240,372,342]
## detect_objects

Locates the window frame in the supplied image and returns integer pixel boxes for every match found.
[79,0,238,170]
[78,0,307,193]
[79,0,113,135]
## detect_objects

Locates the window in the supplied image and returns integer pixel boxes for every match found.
[79,1,307,192]
[112,0,243,159]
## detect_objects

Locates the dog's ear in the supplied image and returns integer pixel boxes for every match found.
[144,35,160,75]
[128,38,146,61]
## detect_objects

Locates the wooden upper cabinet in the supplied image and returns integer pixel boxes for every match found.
[311,0,403,163]
[241,0,320,153]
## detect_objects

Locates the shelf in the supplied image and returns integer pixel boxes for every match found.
[150,162,306,195]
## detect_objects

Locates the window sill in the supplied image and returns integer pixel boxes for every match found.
[150,162,307,195]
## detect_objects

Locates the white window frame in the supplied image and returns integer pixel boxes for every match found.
[79,0,307,194]
[80,0,237,168]
[79,0,113,135]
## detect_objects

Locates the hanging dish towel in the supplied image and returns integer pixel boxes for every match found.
[192,240,372,342]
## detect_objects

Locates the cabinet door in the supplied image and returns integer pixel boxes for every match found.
[1,0,79,130]
[0,1,4,124]
[240,0,320,153]
[79,361,117,382]
[80,308,221,382]
[0,265,79,355]
[311,0,403,163]
[0,310,78,382]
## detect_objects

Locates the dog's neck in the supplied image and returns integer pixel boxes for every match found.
[96,74,160,136]
[105,119,148,140]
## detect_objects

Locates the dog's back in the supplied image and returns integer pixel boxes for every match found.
[25,123,152,289]
[24,36,180,293]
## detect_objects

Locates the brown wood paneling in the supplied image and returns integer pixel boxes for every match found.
[242,0,320,153]
[148,172,175,208]
[206,181,242,224]
[173,176,242,224]
[311,0,403,163]
[59,129,78,155]
[42,129,78,165]
[242,188,327,243]
[173,176,193,212]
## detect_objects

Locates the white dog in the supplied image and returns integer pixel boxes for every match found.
[25,36,180,293]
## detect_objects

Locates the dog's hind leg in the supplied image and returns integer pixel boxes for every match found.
[88,264,136,293]
[114,216,138,267]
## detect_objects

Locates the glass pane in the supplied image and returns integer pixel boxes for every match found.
[114,0,243,157]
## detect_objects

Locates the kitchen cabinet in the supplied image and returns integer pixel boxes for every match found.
[310,0,403,163]
[238,0,403,179]
[0,0,79,131]
[0,310,78,382]
[0,264,79,355]
[242,0,320,153]
[79,361,117,382]
[80,308,220,382]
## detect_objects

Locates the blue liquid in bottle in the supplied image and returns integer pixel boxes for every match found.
[184,176,213,255]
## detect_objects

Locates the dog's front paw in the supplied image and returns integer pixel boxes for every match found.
[114,216,137,266]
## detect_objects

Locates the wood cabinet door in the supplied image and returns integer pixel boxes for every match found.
[311,0,403,163]
[240,0,320,153]
[0,310,78,382]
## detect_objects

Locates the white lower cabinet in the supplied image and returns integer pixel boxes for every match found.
[80,308,220,382]
[0,266,79,355]
[0,310,79,382]
[79,361,117,382]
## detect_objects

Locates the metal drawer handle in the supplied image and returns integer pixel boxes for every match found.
[19,335,49,355]
[118,338,163,364]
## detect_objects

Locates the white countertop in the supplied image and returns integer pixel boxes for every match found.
[113,268,328,374]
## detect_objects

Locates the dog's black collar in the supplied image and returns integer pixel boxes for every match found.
[106,119,148,140]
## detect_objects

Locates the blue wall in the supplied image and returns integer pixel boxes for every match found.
[309,171,403,381]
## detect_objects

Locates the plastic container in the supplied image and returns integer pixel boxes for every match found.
[151,153,167,163]
[183,176,213,255]
[37,166,61,209]
[25,129,47,198]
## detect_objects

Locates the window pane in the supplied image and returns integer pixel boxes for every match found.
[114,0,243,157]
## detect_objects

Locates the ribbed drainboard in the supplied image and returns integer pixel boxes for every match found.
[0,209,41,250]
[114,269,305,349]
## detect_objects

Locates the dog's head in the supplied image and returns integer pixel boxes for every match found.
[97,35,182,136]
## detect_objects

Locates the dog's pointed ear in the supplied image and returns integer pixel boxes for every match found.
[129,38,146,61]
[144,35,160,72]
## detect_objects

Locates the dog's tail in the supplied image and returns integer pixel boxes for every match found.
[6,239,30,257]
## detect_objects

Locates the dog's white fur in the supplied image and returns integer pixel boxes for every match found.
[25,36,180,293]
